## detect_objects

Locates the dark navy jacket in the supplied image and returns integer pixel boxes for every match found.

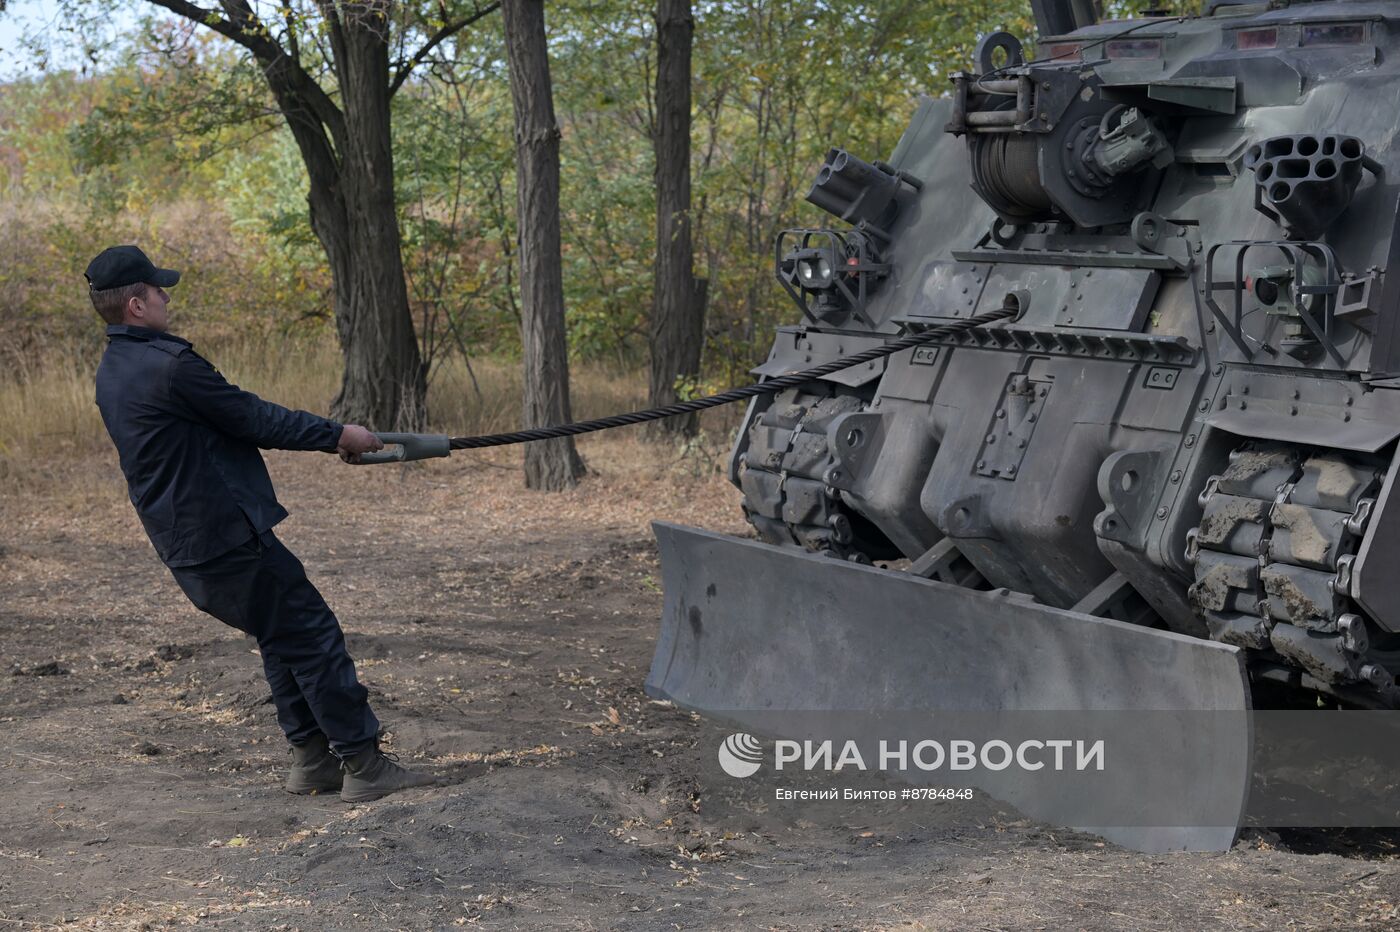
[95,325,342,567]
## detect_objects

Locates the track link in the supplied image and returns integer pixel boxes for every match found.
[737,387,889,561]
[1186,442,1397,704]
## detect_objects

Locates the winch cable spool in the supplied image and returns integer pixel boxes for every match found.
[357,305,1017,464]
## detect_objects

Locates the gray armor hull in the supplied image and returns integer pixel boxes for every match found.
[647,0,1400,849]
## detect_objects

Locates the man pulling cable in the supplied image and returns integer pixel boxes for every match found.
[88,245,436,803]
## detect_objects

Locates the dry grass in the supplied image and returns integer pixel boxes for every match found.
[0,340,106,463]
[0,336,642,457]
[0,334,746,507]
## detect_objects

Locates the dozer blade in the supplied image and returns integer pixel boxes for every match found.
[645,522,1253,854]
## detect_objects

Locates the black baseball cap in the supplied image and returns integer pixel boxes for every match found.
[84,245,180,291]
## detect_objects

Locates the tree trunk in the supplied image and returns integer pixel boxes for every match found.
[501,0,586,490]
[322,13,426,430]
[648,0,708,439]
[145,0,434,431]
[242,11,424,431]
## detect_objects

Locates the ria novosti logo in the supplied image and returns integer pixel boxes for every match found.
[716,733,1106,778]
[718,732,764,778]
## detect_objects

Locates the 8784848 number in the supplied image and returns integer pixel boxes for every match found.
[903,787,974,800]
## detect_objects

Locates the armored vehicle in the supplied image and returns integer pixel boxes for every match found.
[645,0,1400,849]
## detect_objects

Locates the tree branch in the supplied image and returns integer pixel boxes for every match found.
[281,0,302,63]
[145,0,286,61]
[388,1,500,96]
[146,0,347,156]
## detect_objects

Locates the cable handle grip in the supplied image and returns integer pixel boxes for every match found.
[353,432,452,465]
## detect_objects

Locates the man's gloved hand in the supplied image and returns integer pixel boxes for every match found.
[337,425,385,464]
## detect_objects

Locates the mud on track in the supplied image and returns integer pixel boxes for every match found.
[3,442,1399,930]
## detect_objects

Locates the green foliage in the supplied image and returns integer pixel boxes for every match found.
[479,0,1040,378]
[216,132,330,327]
[389,20,523,372]
[0,27,325,356]
[684,0,1036,380]
[6,0,1096,375]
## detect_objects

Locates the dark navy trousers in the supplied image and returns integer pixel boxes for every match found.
[168,530,380,755]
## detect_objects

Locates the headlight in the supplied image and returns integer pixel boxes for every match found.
[797,255,833,288]
[775,228,890,326]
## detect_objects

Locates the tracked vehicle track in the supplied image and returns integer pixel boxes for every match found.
[737,387,891,561]
[1186,442,1399,705]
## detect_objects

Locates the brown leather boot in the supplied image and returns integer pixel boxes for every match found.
[285,733,344,795]
[340,742,438,803]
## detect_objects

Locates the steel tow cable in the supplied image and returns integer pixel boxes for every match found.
[358,306,1017,463]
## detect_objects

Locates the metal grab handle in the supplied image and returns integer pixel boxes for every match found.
[352,432,452,465]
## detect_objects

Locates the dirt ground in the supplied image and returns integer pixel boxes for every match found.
[3,438,1400,930]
